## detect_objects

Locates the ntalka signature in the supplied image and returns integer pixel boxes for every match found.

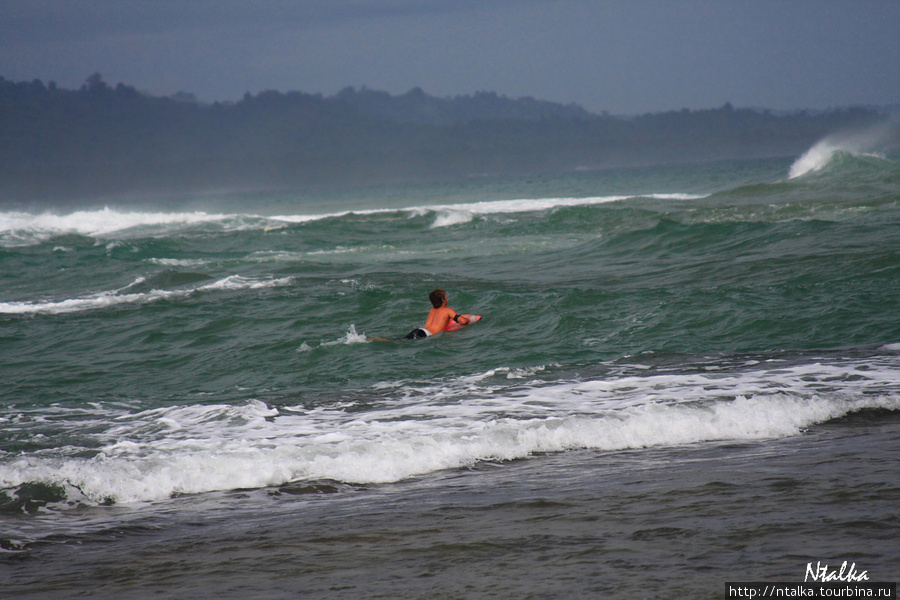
[804,561,869,583]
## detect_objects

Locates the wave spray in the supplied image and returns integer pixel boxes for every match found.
[789,120,899,179]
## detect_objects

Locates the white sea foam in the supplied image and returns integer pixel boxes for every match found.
[0,207,238,247]
[0,290,177,316]
[426,194,702,228]
[320,324,370,347]
[1,357,897,504]
[789,122,897,179]
[790,141,836,179]
[2,192,704,247]
[268,193,703,229]
[147,258,210,267]
[0,275,294,316]
[432,209,475,228]
[199,275,293,291]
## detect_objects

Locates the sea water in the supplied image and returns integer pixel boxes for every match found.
[1,140,899,597]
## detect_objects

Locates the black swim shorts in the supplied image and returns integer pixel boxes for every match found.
[404,328,430,340]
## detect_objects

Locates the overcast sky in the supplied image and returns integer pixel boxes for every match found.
[2,0,898,115]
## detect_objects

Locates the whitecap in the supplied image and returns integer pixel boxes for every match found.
[322,325,370,346]
[789,122,898,179]
[0,275,294,316]
[789,139,842,179]
[5,354,898,504]
[431,210,474,228]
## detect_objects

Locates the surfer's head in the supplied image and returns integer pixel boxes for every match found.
[429,289,447,308]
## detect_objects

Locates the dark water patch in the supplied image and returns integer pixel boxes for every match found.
[678,480,743,497]
[0,483,67,515]
[271,480,363,496]
[709,179,799,202]
[819,407,900,429]
[820,485,900,506]
[762,477,804,493]
[45,233,99,249]
[0,537,31,555]
[629,526,696,541]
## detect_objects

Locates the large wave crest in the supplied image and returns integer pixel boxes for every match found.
[789,120,899,179]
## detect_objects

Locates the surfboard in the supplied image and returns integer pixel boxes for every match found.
[444,314,482,332]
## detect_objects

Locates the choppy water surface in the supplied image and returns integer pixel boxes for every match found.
[2,142,899,597]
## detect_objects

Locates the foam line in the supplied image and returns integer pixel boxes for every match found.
[2,193,704,247]
[0,275,293,315]
[1,357,897,503]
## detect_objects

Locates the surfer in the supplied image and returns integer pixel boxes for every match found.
[404,289,470,340]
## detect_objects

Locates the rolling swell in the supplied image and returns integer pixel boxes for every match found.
[1,154,899,508]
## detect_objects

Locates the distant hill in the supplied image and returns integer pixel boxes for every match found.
[0,74,889,202]
[333,86,593,125]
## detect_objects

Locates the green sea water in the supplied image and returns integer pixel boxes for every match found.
[2,141,900,598]
[3,154,898,409]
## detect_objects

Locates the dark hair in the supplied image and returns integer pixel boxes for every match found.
[429,289,446,308]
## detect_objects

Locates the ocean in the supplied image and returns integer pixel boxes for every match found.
[2,135,899,598]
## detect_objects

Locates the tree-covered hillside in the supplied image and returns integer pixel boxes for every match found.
[0,74,886,200]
